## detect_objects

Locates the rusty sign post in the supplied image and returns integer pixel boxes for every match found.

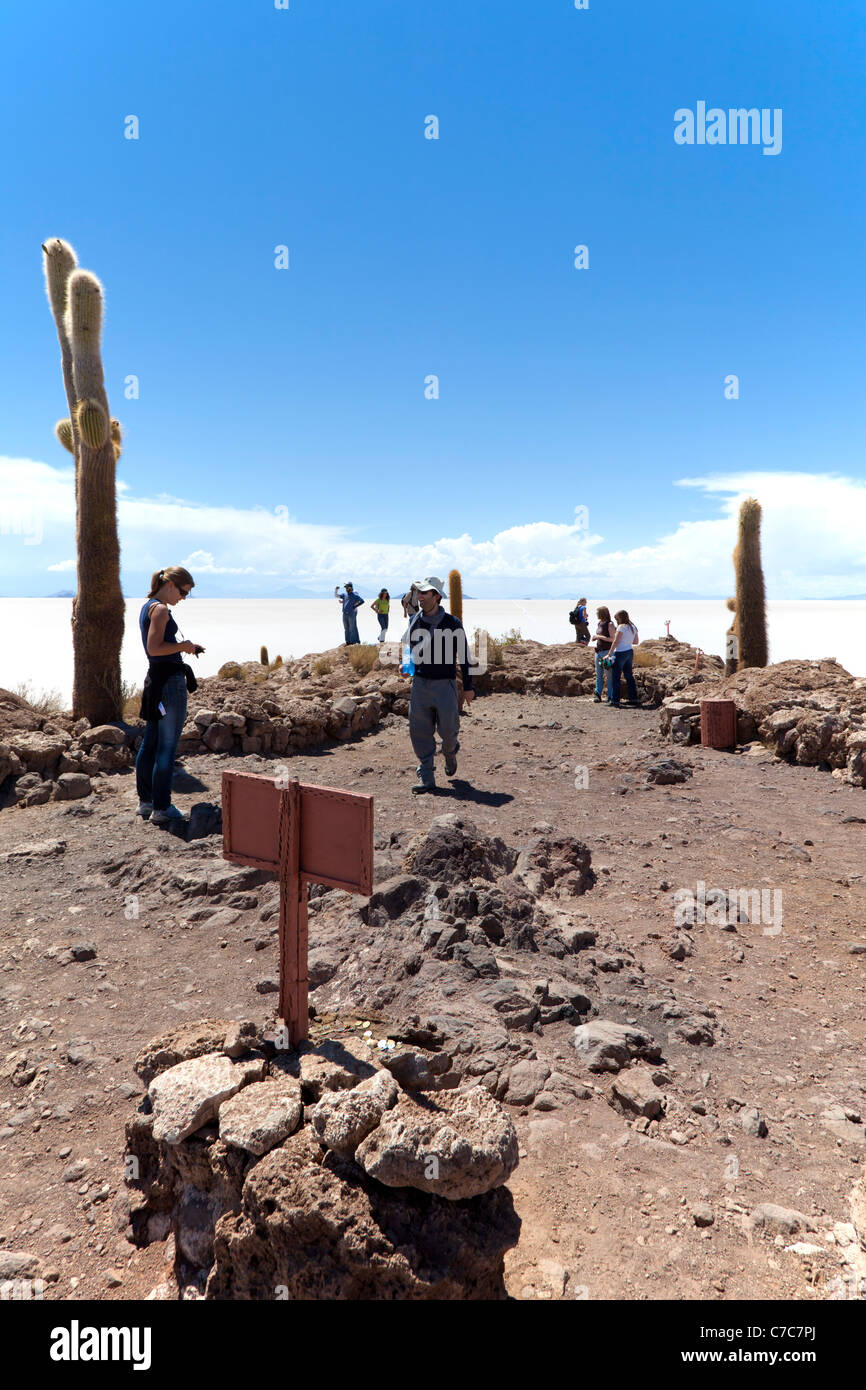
[221,771,373,1046]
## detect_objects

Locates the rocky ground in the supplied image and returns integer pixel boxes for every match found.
[1,644,865,1300]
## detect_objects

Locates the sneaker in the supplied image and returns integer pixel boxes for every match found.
[411,780,436,795]
[151,805,187,825]
[136,801,153,820]
[444,751,458,776]
[592,694,602,703]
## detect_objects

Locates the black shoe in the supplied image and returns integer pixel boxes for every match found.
[592,694,602,703]
[412,780,436,794]
[444,752,458,776]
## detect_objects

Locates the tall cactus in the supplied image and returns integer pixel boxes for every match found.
[733,498,768,670]
[43,241,124,723]
[448,568,463,622]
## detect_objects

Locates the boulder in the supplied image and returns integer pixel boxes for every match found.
[365,875,427,925]
[749,1204,816,1237]
[610,1066,665,1119]
[150,1053,265,1144]
[206,1128,520,1299]
[79,724,125,748]
[403,815,517,885]
[135,1020,253,1086]
[219,1076,303,1156]
[202,722,235,753]
[53,772,92,801]
[311,1070,398,1156]
[573,1020,661,1073]
[7,731,70,777]
[286,1040,378,1102]
[503,1059,551,1107]
[355,1086,519,1200]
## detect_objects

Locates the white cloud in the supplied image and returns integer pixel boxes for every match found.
[1,455,865,597]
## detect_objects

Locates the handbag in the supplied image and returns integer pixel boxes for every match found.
[182,662,198,693]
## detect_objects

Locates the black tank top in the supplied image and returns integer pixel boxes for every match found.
[139,599,183,667]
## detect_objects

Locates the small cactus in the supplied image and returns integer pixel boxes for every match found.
[273,655,283,667]
[733,498,768,670]
[75,397,109,449]
[448,568,463,623]
[55,418,74,453]
[260,645,269,666]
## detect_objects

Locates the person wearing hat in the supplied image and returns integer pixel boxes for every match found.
[406,576,475,793]
[335,582,364,644]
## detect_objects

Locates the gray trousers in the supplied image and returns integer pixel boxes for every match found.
[409,676,460,782]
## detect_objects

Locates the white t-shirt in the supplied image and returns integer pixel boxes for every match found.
[613,622,638,652]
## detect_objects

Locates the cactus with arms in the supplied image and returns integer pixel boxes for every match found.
[42,240,124,722]
[733,498,768,670]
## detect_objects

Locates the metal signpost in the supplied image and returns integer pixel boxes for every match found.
[221,771,374,1046]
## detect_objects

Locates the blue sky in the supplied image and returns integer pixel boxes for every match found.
[2,0,866,597]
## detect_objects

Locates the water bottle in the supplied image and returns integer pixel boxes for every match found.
[400,640,415,677]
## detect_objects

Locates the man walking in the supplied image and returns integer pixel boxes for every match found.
[335,582,364,645]
[406,576,475,793]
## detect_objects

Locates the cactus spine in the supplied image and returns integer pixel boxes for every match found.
[448,568,463,622]
[43,244,124,722]
[733,498,768,670]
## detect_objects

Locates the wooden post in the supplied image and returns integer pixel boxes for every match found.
[278,779,308,1046]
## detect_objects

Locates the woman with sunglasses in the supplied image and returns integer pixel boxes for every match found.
[135,566,203,825]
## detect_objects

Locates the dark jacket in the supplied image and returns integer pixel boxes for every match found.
[407,610,474,689]
[139,662,196,721]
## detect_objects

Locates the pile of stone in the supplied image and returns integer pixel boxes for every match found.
[1,639,716,810]
[120,1019,520,1299]
[659,658,866,785]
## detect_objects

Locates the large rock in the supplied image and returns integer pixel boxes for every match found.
[610,1066,665,1118]
[219,1076,303,1156]
[7,730,70,777]
[512,834,593,898]
[355,1086,519,1200]
[403,815,517,885]
[365,875,427,925]
[202,722,235,752]
[134,1020,253,1086]
[287,1040,379,1102]
[311,1070,398,1156]
[149,1053,265,1144]
[749,1203,816,1237]
[573,1020,661,1073]
[79,724,126,748]
[206,1128,521,1300]
[503,1059,551,1107]
[53,772,92,801]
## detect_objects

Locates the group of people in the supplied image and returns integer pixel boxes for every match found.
[134,564,645,825]
[335,583,422,645]
[572,599,641,707]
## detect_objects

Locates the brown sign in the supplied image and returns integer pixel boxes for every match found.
[222,771,374,1044]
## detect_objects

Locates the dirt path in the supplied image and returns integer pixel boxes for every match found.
[1,691,864,1300]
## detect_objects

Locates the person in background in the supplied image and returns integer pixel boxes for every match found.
[606,609,640,708]
[401,583,420,620]
[135,566,203,825]
[570,597,591,644]
[335,582,364,644]
[591,605,616,702]
[406,576,475,793]
[371,588,390,643]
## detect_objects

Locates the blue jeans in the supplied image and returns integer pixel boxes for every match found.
[135,670,188,810]
[595,650,611,698]
[343,614,360,644]
[609,650,638,705]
